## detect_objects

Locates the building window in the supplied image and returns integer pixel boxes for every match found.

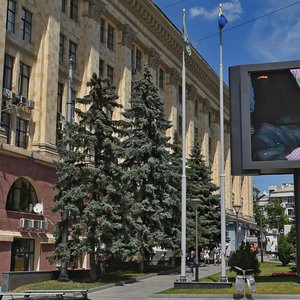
[99,59,104,78]
[21,8,32,43]
[71,89,77,118]
[195,100,198,117]
[131,46,142,73]
[11,238,35,271]
[3,54,14,90]
[107,65,114,84]
[178,115,182,135]
[6,0,16,33]
[209,136,212,160]
[195,127,198,141]
[59,34,65,63]
[61,0,66,13]
[136,49,142,73]
[6,177,38,213]
[159,68,164,90]
[69,41,77,69]
[178,85,182,104]
[19,63,30,98]
[16,118,28,149]
[107,24,114,51]
[100,18,105,43]
[208,111,212,127]
[70,0,78,21]
[1,112,10,143]
[56,83,64,143]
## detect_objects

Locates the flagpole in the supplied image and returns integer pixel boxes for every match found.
[180,8,187,283]
[219,3,228,283]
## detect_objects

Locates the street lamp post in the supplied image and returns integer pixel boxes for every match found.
[258,209,264,263]
[260,216,264,263]
[191,199,201,282]
[233,204,242,252]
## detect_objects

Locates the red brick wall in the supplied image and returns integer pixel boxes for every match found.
[40,243,56,271]
[0,241,12,283]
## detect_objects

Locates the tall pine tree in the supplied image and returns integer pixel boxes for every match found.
[52,74,130,280]
[161,130,181,264]
[186,141,220,248]
[121,65,177,271]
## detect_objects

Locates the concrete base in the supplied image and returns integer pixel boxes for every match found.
[174,281,232,289]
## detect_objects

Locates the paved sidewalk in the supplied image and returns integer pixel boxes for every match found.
[87,262,300,300]
[87,264,224,300]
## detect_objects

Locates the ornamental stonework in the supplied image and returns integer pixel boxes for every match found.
[167,68,180,86]
[121,24,136,48]
[202,98,211,111]
[187,84,197,100]
[148,48,160,68]
[88,0,106,23]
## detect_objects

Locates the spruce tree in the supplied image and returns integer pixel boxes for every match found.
[161,130,181,264]
[186,141,220,248]
[121,65,177,271]
[52,74,128,280]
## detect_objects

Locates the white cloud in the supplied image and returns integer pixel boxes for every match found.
[190,0,242,22]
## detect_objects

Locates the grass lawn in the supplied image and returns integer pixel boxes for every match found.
[161,262,300,295]
[13,265,175,292]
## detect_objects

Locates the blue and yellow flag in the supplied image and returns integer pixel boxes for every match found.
[183,8,192,56]
[218,3,228,30]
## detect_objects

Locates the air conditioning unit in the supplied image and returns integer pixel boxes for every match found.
[26,99,35,109]
[19,218,34,229]
[2,88,12,99]
[19,95,27,105]
[33,220,48,231]
[11,93,20,105]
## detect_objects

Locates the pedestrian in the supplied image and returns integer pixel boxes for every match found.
[204,247,210,265]
[187,251,196,276]
[213,245,221,265]
[225,243,231,266]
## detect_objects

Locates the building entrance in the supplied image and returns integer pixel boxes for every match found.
[10,238,35,271]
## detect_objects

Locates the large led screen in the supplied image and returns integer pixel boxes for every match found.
[229,60,300,175]
[250,68,300,162]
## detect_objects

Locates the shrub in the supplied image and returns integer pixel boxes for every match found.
[229,242,260,275]
[278,235,295,266]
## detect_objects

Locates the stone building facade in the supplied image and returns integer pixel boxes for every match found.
[0,0,254,279]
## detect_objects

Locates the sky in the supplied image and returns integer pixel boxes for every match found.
[152,0,300,193]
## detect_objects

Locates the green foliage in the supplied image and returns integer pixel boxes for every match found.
[120,65,179,271]
[287,224,296,246]
[186,141,220,248]
[163,130,181,257]
[278,235,295,266]
[229,242,261,275]
[253,190,268,228]
[52,74,128,280]
[265,199,290,230]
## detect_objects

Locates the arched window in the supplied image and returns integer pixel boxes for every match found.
[6,177,38,213]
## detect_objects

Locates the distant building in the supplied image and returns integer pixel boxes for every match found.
[258,183,294,220]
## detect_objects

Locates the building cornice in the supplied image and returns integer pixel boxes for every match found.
[118,0,229,108]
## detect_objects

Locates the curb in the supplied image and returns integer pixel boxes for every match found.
[87,271,171,293]
[151,294,300,299]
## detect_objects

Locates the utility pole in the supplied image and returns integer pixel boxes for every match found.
[58,58,73,281]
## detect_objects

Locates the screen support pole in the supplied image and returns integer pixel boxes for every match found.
[294,169,300,283]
